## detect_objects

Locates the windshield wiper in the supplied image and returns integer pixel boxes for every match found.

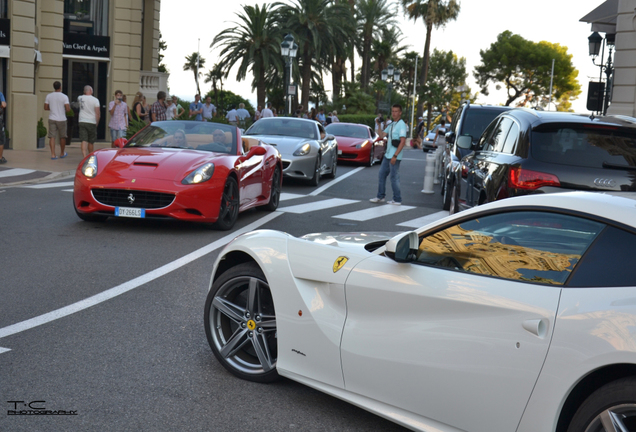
[602,161,636,171]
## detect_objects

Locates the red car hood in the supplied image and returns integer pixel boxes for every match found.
[94,148,224,183]
[335,136,369,148]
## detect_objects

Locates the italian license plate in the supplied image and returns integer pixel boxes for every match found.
[115,207,145,218]
[338,149,342,155]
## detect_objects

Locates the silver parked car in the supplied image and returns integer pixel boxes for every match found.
[243,117,338,186]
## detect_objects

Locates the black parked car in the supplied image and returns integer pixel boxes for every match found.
[448,109,636,213]
[441,103,512,209]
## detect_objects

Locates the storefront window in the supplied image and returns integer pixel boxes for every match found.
[0,0,6,19]
[64,0,109,36]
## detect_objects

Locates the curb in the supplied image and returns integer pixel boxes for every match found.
[0,170,74,187]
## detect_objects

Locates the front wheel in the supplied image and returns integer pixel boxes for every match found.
[261,166,281,211]
[567,377,636,432]
[325,153,337,179]
[204,262,279,383]
[214,177,239,230]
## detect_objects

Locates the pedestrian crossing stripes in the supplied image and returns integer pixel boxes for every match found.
[280,193,305,202]
[397,211,450,228]
[333,204,416,221]
[0,168,35,178]
[22,181,74,189]
[278,198,359,214]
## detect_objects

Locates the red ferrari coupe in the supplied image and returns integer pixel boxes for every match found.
[73,121,282,230]
[325,122,384,166]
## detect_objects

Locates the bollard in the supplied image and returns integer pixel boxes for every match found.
[433,146,444,185]
[421,152,436,194]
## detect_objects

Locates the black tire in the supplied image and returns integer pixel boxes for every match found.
[449,183,459,215]
[214,177,239,230]
[567,377,636,432]
[442,180,452,211]
[325,153,337,179]
[261,166,281,211]
[204,262,279,383]
[308,154,321,186]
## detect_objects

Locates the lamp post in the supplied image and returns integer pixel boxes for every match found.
[281,34,298,116]
[381,63,401,113]
[588,31,615,115]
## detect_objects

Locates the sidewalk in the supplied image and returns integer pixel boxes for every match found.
[0,140,111,186]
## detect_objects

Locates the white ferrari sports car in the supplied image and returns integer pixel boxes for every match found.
[204,191,636,432]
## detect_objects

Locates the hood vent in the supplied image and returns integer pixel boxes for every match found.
[133,162,159,167]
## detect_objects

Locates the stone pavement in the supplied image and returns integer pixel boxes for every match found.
[0,140,111,186]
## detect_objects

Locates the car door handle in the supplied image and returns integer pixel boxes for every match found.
[522,319,549,339]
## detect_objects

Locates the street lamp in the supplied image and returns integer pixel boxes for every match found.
[281,34,298,115]
[381,63,401,112]
[588,31,615,115]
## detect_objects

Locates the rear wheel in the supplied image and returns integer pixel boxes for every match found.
[308,154,321,186]
[567,377,636,432]
[442,180,452,211]
[261,166,281,211]
[214,177,239,230]
[204,262,279,383]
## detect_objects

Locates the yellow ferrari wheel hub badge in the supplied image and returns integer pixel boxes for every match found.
[247,320,256,330]
[333,256,348,273]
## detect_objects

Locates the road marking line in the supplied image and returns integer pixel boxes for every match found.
[0,347,11,354]
[280,193,305,201]
[309,166,365,196]
[22,181,75,189]
[333,204,416,221]
[397,211,449,228]
[0,212,282,340]
[63,189,73,192]
[278,198,358,214]
[0,168,35,178]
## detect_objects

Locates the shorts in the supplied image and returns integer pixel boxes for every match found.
[79,122,97,144]
[48,120,68,139]
[110,128,126,141]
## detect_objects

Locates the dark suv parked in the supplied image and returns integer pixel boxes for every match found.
[441,103,512,209]
[448,109,636,213]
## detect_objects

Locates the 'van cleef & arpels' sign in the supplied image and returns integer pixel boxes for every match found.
[0,19,10,46]
[62,34,110,58]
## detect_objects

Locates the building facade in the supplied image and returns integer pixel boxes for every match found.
[1,0,167,150]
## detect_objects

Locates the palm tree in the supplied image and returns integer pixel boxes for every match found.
[329,0,356,104]
[276,0,351,110]
[211,4,282,109]
[401,0,460,115]
[356,0,396,92]
[183,52,206,96]
[204,63,224,107]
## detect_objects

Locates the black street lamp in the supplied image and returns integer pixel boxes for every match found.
[588,31,615,115]
[381,63,401,112]
[281,34,298,115]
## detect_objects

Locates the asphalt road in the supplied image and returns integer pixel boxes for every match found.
[0,147,444,432]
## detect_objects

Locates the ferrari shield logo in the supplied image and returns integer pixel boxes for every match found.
[333,256,348,273]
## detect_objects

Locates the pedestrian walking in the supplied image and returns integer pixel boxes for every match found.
[44,81,70,159]
[317,108,326,125]
[78,85,101,158]
[202,96,216,121]
[226,105,238,126]
[236,103,250,127]
[254,105,262,121]
[331,110,340,122]
[151,91,167,122]
[261,102,274,118]
[189,94,204,121]
[131,92,148,123]
[370,104,407,205]
[0,90,7,164]
[109,89,128,147]
[166,96,184,120]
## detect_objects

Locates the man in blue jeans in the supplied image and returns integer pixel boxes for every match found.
[370,104,407,205]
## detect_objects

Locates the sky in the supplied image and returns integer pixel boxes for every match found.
[159,0,605,113]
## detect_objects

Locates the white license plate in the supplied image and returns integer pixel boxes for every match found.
[338,149,342,155]
[115,207,145,218]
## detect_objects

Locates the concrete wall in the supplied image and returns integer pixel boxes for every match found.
[608,0,636,116]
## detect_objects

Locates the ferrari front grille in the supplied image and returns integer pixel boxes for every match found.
[92,189,175,209]
[339,153,357,159]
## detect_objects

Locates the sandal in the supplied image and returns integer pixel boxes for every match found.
[60,152,68,159]
[51,156,58,160]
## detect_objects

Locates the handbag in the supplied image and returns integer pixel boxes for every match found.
[390,121,401,147]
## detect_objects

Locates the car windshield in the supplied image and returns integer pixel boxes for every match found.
[125,121,237,154]
[245,118,318,140]
[460,109,508,141]
[325,124,368,139]
[532,125,636,169]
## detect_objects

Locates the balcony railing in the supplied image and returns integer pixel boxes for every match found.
[139,70,169,95]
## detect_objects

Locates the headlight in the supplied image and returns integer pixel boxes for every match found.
[81,155,98,178]
[182,163,215,184]
[293,143,311,156]
[355,140,370,149]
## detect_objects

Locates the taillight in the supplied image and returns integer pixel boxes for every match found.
[461,163,468,178]
[509,166,560,190]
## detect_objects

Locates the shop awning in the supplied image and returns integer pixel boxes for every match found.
[580,0,618,33]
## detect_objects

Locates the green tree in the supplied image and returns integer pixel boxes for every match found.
[340,81,377,114]
[183,52,206,96]
[276,0,351,110]
[158,33,168,74]
[401,0,460,116]
[356,0,396,92]
[211,4,282,109]
[424,48,467,128]
[474,31,582,108]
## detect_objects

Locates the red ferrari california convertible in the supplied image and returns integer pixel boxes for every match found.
[325,122,384,166]
[73,121,282,230]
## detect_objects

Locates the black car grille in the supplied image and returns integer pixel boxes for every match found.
[282,161,291,169]
[92,189,175,209]
[339,153,357,159]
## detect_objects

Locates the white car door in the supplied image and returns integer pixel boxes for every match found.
[340,210,604,432]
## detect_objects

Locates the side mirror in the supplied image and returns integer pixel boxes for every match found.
[114,137,127,148]
[446,132,455,144]
[456,135,473,150]
[385,231,419,263]
[326,134,335,141]
[246,145,267,157]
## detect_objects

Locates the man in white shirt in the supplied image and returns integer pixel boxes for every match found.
[78,85,101,157]
[202,96,216,121]
[226,105,238,126]
[254,105,262,121]
[260,102,274,118]
[44,81,71,159]
[236,103,250,127]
